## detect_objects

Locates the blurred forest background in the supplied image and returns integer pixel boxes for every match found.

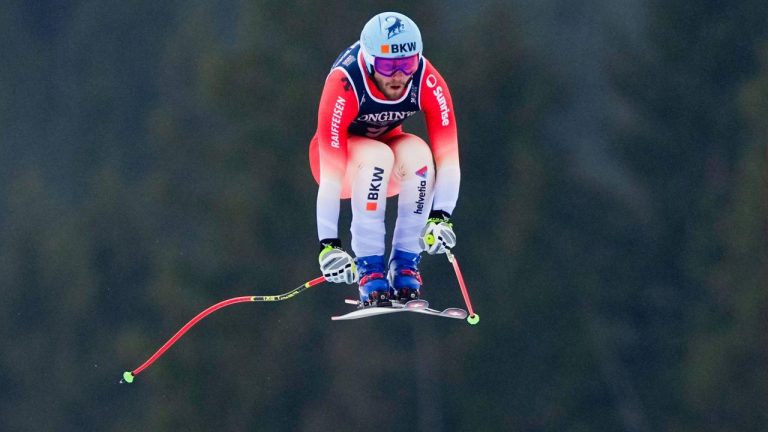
[1,0,767,431]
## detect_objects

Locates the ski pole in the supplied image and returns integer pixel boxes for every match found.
[121,276,326,384]
[445,250,479,325]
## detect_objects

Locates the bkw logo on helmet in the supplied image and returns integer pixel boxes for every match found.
[380,42,418,54]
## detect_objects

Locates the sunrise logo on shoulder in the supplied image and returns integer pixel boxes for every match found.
[425,74,450,126]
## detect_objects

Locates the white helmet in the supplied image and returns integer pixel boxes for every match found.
[359,12,423,74]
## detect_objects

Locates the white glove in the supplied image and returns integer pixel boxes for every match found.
[419,211,456,255]
[318,239,357,284]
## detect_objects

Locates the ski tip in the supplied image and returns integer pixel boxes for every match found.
[404,299,428,309]
[442,308,468,319]
[120,371,135,384]
[467,314,480,325]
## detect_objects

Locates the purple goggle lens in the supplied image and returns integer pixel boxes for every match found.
[373,55,420,77]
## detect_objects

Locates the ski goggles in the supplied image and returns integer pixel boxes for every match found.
[373,54,420,77]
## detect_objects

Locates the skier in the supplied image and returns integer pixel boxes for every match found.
[309,11,460,307]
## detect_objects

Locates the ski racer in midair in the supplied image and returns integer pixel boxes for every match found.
[309,11,460,307]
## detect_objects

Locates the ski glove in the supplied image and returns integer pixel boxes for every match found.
[419,210,457,255]
[318,238,358,284]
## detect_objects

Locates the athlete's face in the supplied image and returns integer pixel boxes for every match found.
[373,70,411,100]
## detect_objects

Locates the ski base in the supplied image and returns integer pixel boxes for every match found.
[331,299,467,321]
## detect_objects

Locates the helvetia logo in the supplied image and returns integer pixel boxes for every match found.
[413,166,428,214]
[415,166,428,178]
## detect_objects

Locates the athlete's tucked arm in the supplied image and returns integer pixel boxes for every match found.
[315,69,358,242]
[418,60,460,254]
[314,69,359,281]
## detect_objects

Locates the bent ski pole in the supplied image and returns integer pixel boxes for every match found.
[121,276,326,384]
[445,250,480,325]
